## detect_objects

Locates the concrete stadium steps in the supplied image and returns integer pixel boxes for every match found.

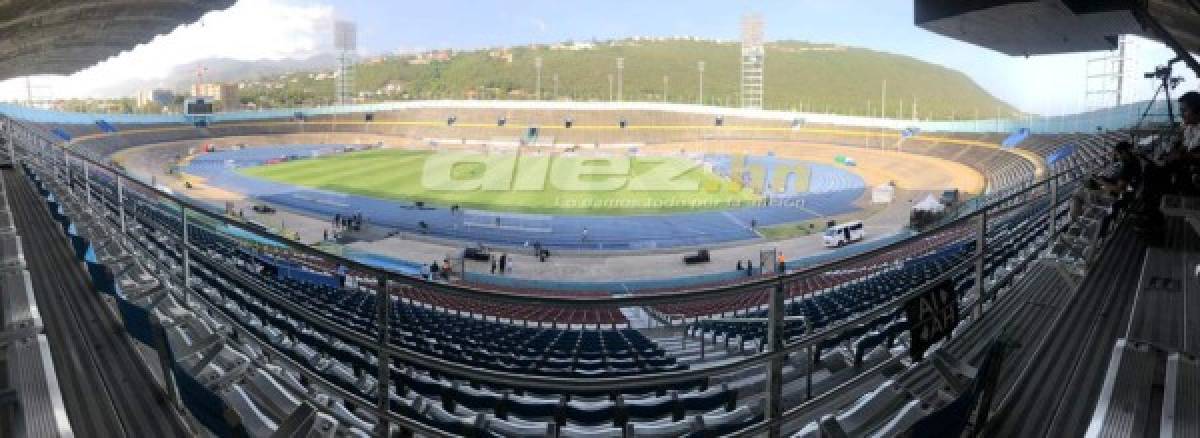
[0,168,72,438]
[1017,132,1118,176]
[4,167,187,436]
[838,134,1038,194]
[988,224,1146,437]
[650,336,738,365]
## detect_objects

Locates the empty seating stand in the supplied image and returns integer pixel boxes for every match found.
[45,163,763,436]
[3,335,74,437]
[2,269,39,336]
[1162,353,1199,438]
[1086,339,1199,437]
[1087,242,1200,437]
[0,171,71,437]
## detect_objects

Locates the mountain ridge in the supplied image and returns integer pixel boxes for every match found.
[118,39,1019,119]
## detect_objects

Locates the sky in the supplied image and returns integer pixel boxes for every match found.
[0,0,1194,116]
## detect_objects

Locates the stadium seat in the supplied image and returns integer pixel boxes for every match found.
[626,417,698,437]
[678,384,735,415]
[423,402,485,436]
[691,400,764,437]
[623,393,677,422]
[503,393,564,423]
[222,385,279,437]
[483,414,554,438]
[868,399,926,438]
[565,398,618,426]
[558,424,625,438]
[831,380,907,435]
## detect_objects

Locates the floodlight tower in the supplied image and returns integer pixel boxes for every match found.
[334,20,357,106]
[616,57,625,102]
[740,13,765,109]
[535,56,543,100]
[1085,35,1133,111]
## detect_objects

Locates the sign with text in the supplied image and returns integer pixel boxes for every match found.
[905,279,959,361]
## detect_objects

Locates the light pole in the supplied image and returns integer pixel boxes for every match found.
[535,56,543,100]
[881,79,887,119]
[608,73,614,101]
[616,57,624,102]
[697,61,705,105]
[663,75,669,103]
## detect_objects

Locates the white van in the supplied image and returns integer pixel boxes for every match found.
[823,221,864,248]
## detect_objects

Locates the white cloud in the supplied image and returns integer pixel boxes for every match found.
[0,0,333,100]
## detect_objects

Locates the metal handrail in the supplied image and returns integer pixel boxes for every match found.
[64,179,453,437]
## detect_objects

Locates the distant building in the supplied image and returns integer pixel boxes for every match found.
[136,88,174,107]
[219,84,239,112]
[408,50,453,64]
[549,41,595,51]
[488,48,514,63]
[191,82,222,99]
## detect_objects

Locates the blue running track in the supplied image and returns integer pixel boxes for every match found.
[185,146,866,250]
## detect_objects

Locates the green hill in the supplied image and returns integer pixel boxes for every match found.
[240,39,1018,120]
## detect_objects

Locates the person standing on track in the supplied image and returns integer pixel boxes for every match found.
[335,264,348,288]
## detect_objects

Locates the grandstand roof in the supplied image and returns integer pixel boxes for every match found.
[0,0,235,80]
[916,0,1200,61]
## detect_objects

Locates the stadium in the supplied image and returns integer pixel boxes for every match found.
[0,1,1198,438]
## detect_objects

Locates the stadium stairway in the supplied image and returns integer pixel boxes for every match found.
[986,222,1146,436]
[1081,213,1200,437]
[4,165,188,436]
[0,166,73,438]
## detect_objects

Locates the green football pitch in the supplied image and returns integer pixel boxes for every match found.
[237,149,765,215]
